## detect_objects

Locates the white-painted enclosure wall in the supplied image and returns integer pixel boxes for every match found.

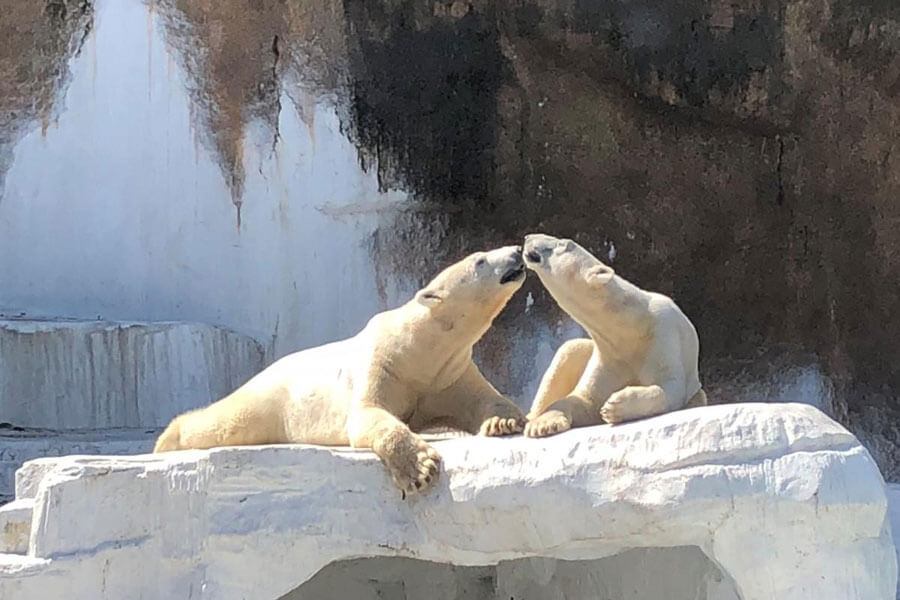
[0,0,413,360]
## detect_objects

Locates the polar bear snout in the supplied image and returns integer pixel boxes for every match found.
[523,233,559,266]
[498,248,525,284]
[525,249,542,264]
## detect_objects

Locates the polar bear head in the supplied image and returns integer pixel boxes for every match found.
[523,234,615,288]
[522,233,618,325]
[415,245,525,336]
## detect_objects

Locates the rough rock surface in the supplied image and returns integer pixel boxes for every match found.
[0,403,894,600]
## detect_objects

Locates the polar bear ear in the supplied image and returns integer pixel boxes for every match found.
[415,288,445,308]
[585,264,615,287]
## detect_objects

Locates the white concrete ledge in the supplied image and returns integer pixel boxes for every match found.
[0,428,157,501]
[0,319,266,429]
[0,403,895,600]
[0,499,32,554]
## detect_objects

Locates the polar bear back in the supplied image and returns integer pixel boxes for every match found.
[226,338,357,445]
[642,292,702,399]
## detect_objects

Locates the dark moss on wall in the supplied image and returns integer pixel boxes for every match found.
[341,1,505,207]
[337,0,900,476]
[0,0,93,188]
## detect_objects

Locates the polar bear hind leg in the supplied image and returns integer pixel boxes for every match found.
[601,383,706,424]
[600,382,699,424]
[153,415,186,452]
[153,389,288,452]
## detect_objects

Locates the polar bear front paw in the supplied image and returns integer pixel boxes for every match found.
[523,410,571,438]
[479,415,524,436]
[382,432,442,499]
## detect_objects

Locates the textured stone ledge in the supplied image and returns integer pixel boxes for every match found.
[0,403,895,600]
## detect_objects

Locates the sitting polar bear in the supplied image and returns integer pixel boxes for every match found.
[521,233,706,438]
[154,246,527,496]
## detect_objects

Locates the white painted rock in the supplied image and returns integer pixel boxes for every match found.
[0,403,895,600]
[0,319,266,429]
[0,428,156,501]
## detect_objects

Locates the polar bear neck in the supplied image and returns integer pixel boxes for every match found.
[371,302,487,389]
[409,292,509,342]
[552,276,653,357]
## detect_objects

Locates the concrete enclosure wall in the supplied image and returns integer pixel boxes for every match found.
[1,0,900,480]
[0,320,264,429]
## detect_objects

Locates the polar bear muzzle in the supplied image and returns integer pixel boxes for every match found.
[499,249,525,284]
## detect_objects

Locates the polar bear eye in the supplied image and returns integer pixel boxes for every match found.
[475,257,487,268]
[556,239,575,252]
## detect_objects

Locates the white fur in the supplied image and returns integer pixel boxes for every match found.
[522,233,706,437]
[154,246,527,496]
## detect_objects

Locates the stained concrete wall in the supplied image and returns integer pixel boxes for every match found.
[1,0,899,479]
[0,0,413,360]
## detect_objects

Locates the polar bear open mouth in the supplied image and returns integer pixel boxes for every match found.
[500,265,525,284]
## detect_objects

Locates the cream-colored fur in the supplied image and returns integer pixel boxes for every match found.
[522,234,706,438]
[154,246,527,496]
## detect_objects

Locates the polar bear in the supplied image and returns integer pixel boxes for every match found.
[521,233,706,437]
[154,246,527,496]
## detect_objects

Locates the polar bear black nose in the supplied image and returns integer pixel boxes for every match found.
[525,250,541,263]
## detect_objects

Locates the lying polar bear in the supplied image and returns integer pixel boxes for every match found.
[522,233,706,437]
[154,246,527,496]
